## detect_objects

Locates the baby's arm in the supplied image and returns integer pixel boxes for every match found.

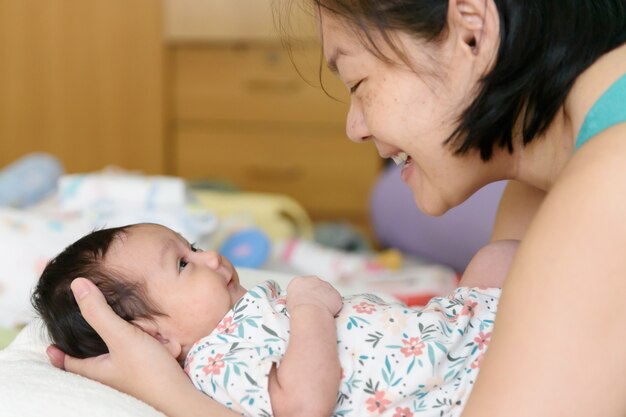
[268,276,343,417]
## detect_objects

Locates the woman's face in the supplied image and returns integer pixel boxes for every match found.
[320,10,502,215]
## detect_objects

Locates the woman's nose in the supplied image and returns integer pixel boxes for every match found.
[346,100,371,143]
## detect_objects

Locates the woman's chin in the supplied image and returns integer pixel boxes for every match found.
[413,194,451,217]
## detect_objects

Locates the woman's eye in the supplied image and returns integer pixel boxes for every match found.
[190,244,199,253]
[350,80,363,94]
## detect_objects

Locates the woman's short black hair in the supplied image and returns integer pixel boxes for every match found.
[303,0,626,160]
[31,225,162,359]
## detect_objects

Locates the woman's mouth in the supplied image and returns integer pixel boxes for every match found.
[391,151,412,169]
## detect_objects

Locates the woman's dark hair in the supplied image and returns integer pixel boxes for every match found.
[31,225,163,359]
[301,0,626,160]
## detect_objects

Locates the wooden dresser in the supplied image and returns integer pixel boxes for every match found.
[169,43,381,229]
[0,0,164,174]
[0,0,383,231]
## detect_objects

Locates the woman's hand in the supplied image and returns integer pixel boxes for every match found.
[46,278,236,417]
[286,276,343,317]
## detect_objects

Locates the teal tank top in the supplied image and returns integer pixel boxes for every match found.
[575,73,626,150]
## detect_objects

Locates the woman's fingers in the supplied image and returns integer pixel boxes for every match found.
[63,351,112,381]
[46,342,113,383]
[69,277,132,352]
[46,345,66,369]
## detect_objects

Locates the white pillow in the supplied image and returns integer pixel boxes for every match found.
[0,319,167,417]
[0,268,291,417]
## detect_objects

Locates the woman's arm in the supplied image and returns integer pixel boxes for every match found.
[463,125,626,416]
[268,276,342,417]
[49,278,240,417]
[491,180,546,241]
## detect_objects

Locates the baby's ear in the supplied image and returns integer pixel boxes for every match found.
[132,318,182,359]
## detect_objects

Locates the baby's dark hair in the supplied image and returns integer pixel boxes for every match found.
[31,225,163,359]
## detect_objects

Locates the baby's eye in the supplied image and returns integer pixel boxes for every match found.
[178,244,200,271]
[178,258,189,272]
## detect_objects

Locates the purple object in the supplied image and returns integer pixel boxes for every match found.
[370,165,507,272]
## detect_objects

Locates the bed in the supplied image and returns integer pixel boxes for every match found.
[0,268,293,417]
[0,171,458,416]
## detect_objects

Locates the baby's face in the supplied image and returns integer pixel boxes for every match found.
[104,223,247,360]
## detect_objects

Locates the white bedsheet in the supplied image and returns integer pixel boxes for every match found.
[0,268,292,417]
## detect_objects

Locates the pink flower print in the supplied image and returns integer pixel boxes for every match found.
[353,301,376,314]
[202,354,225,376]
[471,353,485,370]
[366,390,391,413]
[460,300,478,317]
[378,311,408,336]
[474,331,492,350]
[400,337,425,357]
[276,297,287,306]
[393,407,414,417]
[216,317,238,334]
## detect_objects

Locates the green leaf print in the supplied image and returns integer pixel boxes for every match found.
[365,331,383,348]
[428,344,436,367]
[244,372,259,387]
[223,364,230,387]
[407,357,416,374]
[382,368,390,385]
[343,371,362,393]
[364,379,380,395]
[337,391,350,405]
[434,341,448,354]
[234,302,249,314]
[262,324,279,338]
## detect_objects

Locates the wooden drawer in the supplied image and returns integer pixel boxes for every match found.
[174,123,382,220]
[172,44,349,124]
[164,0,317,42]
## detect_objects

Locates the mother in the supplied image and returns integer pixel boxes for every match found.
[49,0,626,416]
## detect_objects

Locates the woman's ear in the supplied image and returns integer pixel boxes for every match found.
[448,0,499,55]
[132,318,182,360]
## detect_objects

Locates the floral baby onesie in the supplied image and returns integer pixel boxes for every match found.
[184,280,500,417]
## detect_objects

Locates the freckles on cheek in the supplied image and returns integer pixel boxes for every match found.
[361,90,374,108]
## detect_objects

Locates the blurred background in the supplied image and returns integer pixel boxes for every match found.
[0,0,505,340]
[0,0,382,234]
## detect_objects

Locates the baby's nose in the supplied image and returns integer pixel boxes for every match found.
[198,249,221,269]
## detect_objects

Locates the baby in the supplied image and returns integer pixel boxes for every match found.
[32,223,517,417]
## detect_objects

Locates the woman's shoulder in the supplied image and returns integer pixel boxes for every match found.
[562,121,626,181]
[567,43,626,145]
[534,121,626,255]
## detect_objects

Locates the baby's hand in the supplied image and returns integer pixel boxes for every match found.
[287,276,343,317]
